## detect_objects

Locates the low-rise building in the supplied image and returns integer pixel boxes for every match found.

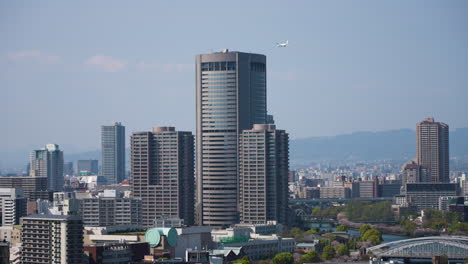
[222,234,294,260]
[406,183,458,210]
[84,242,149,264]
[78,193,142,227]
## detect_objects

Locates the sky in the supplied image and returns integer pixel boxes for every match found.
[1,1,467,164]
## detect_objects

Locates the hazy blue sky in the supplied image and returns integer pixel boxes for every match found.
[1,1,467,158]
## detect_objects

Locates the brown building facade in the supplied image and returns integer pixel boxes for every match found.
[131,127,194,227]
[416,117,449,182]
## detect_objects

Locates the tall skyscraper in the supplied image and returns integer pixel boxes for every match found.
[416,118,449,182]
[20,214,84,264]
[77,159,99,175]
[239,124,289,224]
[131,127,194,227]
[101,122,125,184]
[30,144,64,192]
[196,50,267,227]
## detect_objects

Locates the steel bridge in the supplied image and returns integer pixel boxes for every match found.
[367,236,468,260]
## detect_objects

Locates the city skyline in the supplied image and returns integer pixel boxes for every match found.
[2,1,468,161]
[1,2,468,263]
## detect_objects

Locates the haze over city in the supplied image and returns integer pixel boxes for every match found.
[2,0,467,160]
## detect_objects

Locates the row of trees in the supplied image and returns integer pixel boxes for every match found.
[311,206,344,219]
[345,201,394,222]
[269,244,351,264]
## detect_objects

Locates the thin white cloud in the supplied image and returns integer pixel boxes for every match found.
[85,55,127,72]
[135,62,191,73]
[270,69,302,81]
[6,50,61,64]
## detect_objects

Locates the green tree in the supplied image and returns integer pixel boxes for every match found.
[321,245,336,260]
[272,252,294,264]
[337,244,349,256]
[401,220,416,236]
[234,256,251,264]
[336,225,347,232]
[359,224,371,235]
[290,227,304,240]
[306,229,318,235]
[362,228,382,245]
[298,251,320,264]
[312,207,321,217]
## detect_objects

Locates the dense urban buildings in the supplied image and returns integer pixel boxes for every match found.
[77,159,99,175]
[101,122,126,184]
[30,144,64,192]
[196,50,267,227]
[0,188,27,225]
[131,127,194,227]
[20,214,84,264]
[416,117,449,182]
[239,124,289,224]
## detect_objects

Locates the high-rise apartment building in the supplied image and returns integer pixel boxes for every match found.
[0,188,27,225]
[131,127,194,227]
[77,159,99,175]
[416,118,449,182]
[20,214,84,264]
[239,124,289,225]
[101,122,125,184]
[30,144,64,192]
[196,50,267,227]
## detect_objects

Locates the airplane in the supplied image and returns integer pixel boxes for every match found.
[276,40,288,47]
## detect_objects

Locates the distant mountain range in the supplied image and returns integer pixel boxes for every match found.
[290,127,468,165]
[2,127,467,171]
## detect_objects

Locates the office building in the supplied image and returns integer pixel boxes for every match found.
[20,214,84,264]
[196,50,267,227]
[63,161,74,176]
[0,176,49,201]
[416,118,449,182]
[320,187,351,199]
[359,181,375,198]
[239,124,289,224]
[0,188,27,225]
[378,183,401,198]
[30,144,64,192]
[405,183,457,210]
[77,159,99,175]
[101,122,125,184]
[131,127,194,227]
